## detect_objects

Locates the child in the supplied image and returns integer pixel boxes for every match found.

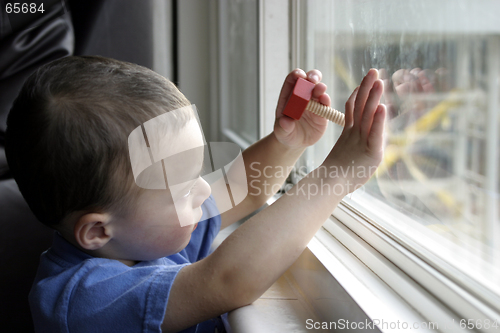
[5,56,385,332]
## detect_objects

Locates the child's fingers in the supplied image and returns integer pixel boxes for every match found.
[317,92,331,107]
[278,115,296,134]
[368,104,386,151]
[417,70,435,93]
[392,69,408,87]
[276,69,307,115]
[311,82,327,100]
[360,80,383,141]
[344,86,359,129]
[410,68,422,77]
[353,69,379,128]
[306,69,322,84]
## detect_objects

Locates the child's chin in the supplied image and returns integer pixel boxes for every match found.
[196,207,203,222]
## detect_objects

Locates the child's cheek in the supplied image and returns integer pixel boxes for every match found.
[173,203,197,227]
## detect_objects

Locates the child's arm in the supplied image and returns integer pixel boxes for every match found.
[163,69,385,332]
[220,69,330,229]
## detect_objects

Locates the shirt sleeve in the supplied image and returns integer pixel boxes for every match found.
[66,260,188,333]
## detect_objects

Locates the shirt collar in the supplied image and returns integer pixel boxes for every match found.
[49,231,94,265]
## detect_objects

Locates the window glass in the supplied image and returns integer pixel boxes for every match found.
[219,0,259,144]
[302,0,500,299]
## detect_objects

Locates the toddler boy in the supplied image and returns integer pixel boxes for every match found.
[5,56,385,332]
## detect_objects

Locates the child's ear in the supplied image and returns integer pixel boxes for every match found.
[74,213,113,250]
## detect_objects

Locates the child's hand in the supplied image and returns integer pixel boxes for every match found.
[323,69,386,193]
[274,69,330,149]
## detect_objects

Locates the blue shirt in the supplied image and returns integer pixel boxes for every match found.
[29,197,225,333]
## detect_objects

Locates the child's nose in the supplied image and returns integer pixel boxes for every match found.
[193,177,211,207]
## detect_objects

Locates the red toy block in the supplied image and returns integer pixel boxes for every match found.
[283,77,315,120]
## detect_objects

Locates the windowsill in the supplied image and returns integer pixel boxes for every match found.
[227,222,436,333]
[228,262,327,333]
[217,193,442,333]
[217,186,498,332]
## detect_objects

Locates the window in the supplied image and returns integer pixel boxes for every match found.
[210,0,500,326]
[296,0,500,320]
[218,0,259,147]
[213,0,500,328]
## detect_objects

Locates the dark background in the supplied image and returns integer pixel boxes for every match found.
[0,1,174,331]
